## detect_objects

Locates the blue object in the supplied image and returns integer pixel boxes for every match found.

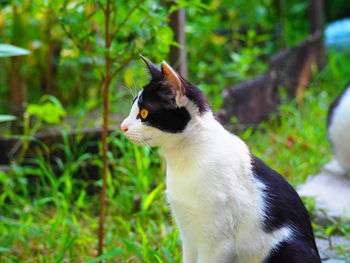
[325,18,350,49]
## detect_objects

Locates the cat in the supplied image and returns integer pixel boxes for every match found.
[120,55,321,263]
[327,83,350,177]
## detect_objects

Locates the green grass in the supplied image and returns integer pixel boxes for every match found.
[1,50,350,262]
[1,131,180,262]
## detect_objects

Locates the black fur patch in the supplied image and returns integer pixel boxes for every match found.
[136,80,190,133]
[264,240,321,263]
[251,156,320,262]
[141,106,190,133]
[135,74,209,133]
[179,75,210,114]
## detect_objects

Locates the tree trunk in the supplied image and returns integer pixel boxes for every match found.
[168,7,188,78]
[9,56,26,133]
[309,0,324,34]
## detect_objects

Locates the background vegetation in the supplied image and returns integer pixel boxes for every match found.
[1,0,350,262]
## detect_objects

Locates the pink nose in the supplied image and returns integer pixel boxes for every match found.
[121,124,128,132]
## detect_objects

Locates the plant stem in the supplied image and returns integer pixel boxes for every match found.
[98,0,111,257]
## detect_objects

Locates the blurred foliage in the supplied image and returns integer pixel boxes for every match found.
[0,0,174,118]
[0,0,337,120]
[27,95,66,125]
[185,0,311,110]
[1,50,350,262]
[1,0,350,262]
[325,0,350,21]
[0,0,315,117]
[0,43,30,57]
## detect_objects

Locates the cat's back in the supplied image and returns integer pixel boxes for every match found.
[327,83,350,172]
[251,157,316,241]
[251,156,320,262]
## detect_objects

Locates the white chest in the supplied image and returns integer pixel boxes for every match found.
[164,154,291,263]
[166,161,231,227]
[165,152,238,233]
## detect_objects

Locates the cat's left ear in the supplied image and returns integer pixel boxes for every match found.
[140,54,162,80]
[161,61,185,106]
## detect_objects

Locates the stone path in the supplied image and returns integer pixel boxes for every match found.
[317,236,350,263]
[298,160,350,262]
[298,160,350,220]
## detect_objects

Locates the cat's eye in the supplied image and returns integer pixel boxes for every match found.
[140,109,149,119]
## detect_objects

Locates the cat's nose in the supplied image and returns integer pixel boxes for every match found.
[121,124,128,132]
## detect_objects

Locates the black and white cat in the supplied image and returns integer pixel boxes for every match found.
[121,56,321,263]
[327,83,350,176]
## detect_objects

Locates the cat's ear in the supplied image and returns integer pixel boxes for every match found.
[161,61,185,106]
[140,55,161,79]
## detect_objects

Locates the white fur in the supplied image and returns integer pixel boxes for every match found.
[329,86,350,176]
[121,93,293,263]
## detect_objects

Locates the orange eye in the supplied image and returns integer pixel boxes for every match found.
[140,109,148,119]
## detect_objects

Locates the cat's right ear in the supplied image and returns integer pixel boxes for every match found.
[140,55,161,80]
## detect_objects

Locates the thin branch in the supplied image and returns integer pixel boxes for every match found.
[55,12,105,79]
[110,36,155,80]
[111,6,118,28]
[110,0,144,41]
[96,1,106,13]
[98,0,111,257]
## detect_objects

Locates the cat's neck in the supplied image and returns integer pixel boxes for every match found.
[161,110,252,182]
[161,111,230,161]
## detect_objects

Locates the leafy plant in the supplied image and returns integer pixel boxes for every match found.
[0,44,30,57]
[2,1,350,262]
[0,114,16,123]
[26,95,66,126]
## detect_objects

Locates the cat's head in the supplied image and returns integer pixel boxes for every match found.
[120,55,210,147]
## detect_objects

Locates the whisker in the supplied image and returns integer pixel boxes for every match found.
[130,79,140,97]
[121,83,138,99]
[126,132,157,156]
[133,134,154,150]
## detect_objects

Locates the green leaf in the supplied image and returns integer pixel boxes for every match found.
[324,225,336,235]
[26,96,66,124]
[0,44,31,57]
[142,183,164,211]
[123,67,135,87]
[0,115,17,123]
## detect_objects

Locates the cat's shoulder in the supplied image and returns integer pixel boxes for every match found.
[250,156,288,184]
[250,156,312,233]
[250,155,296,197]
